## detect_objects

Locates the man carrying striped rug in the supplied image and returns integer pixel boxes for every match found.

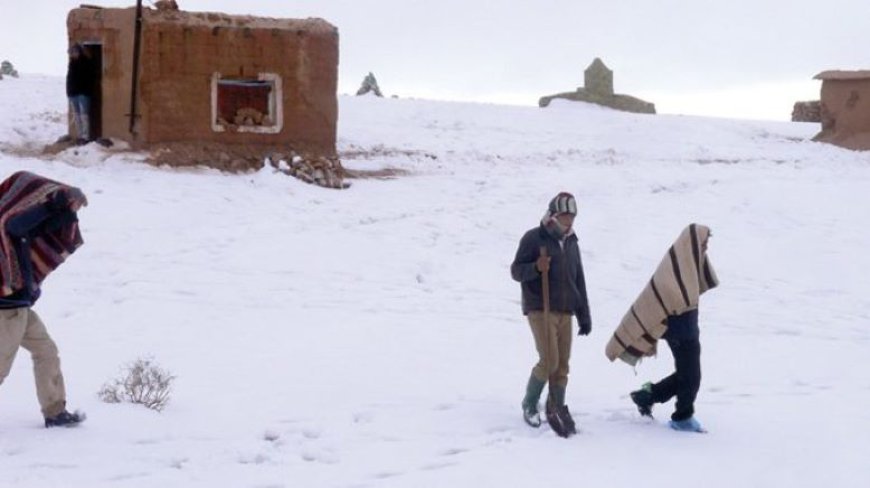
[0,171,88,428]
[605,224,718,432]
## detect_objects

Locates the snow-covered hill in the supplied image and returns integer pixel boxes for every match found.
[1,75,868,488]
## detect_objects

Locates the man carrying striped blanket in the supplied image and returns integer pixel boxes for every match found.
[0,171,88,428]
[605,224,718,432]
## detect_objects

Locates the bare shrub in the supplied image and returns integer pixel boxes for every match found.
[98,358,176,412]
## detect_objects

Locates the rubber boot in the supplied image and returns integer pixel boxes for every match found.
[548,384,566,407]
[521,374,545,428]
[546,384,576,436]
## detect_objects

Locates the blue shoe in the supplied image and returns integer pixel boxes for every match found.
[668,417,705,433]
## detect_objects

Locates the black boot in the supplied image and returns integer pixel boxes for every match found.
[45,409,86,428]
[546,385,576,437]
[630,382,654,417]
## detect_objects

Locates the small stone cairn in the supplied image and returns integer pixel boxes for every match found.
[356,72,383,97]
[0,60,19,79]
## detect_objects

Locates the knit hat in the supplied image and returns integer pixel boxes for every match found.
[548,192,577,216]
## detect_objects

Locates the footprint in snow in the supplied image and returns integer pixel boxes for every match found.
[301,428,322,440]
[372,471,402,480]
[238,453,271,465]
[300,449,339,464]
[28,462,79,470]
[263,430,281,443]
[353,411,375,424]
[419,461,458,471]
[106,472,151,481]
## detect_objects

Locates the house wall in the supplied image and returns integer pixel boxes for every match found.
[820,80,870,134]
[67,8,339,156]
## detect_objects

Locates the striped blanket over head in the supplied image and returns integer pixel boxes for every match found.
[605,224,719,366]
[0,171,88,296]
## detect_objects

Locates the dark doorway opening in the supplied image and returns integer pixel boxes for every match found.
[82,43,103,140]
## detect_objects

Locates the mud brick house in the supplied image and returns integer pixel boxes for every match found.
[813,70,870,151]
[66,5,339,156]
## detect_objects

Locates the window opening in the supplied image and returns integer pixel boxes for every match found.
[211,73,283,134]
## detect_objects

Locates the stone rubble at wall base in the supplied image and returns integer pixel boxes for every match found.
[148,143,350,189]
[268,153,350,189]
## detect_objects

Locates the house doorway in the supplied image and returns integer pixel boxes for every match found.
[82,42,103,140]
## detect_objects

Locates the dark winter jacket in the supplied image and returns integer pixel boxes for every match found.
[663,308,699,341]
[66,55,95,97]
[510,225,592,328]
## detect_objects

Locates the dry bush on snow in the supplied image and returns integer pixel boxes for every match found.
[98,358,176,412]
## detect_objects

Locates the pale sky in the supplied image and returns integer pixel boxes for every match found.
[1,0,867,120]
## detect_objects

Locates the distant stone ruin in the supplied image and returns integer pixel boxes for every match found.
[812,70,870,151]
[0,60,19,79]
[539,58,655,114]
[356,72,383,97]
[792,101,821,122]
[154,0,179,12]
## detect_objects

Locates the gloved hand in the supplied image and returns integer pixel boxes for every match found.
[578,319,591,336]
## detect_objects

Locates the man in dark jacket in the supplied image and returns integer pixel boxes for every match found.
[511,192,591,433]
[0,172,87,428]
[66,44,95,144]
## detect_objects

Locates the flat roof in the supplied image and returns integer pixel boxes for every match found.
[70,6,336,34]
[814,70,870,81]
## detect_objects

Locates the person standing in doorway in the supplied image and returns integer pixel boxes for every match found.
[66,44,95,144]
[511,192,592,436]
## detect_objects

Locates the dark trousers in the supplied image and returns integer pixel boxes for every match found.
[650,337,701,421]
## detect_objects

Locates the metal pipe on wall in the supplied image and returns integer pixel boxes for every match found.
[128,0,143,136]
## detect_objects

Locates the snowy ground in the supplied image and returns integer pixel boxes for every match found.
[1,75,869,488]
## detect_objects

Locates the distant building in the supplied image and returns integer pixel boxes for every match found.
[539,58,655,114]
[67,5,339,157]
[813,70,870,151]
[791,101,821,123]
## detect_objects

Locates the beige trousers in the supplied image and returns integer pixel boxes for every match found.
[527,311,573,388]
[0,308,67,417]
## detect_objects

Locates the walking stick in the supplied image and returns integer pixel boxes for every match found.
[539,246,553,406]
